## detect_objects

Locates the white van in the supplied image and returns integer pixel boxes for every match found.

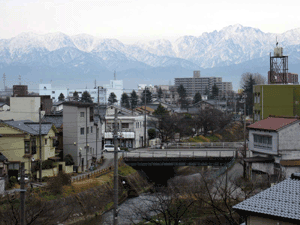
[103,144,120,152]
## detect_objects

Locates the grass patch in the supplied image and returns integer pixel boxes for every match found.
[118,164,136,176]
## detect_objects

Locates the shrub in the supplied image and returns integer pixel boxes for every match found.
[47,172,72,195]
[42,160,54,169]
[64,154,74,166]
[120,147,128,151]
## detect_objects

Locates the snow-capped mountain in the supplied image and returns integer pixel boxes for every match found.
[1,24,300,90]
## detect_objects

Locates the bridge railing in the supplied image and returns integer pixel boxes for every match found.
[157,142,246,149]
[124,150,237,158]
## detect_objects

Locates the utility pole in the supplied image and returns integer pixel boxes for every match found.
[96,86,99,162]
[39,107,42,182]
[144,87,147,148]
[113,108,119,225]
[86,107,88,170]
[243,94,247,179]
[20,162,25,225]
[3,73,6,91]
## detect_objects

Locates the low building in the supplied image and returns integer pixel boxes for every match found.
[247,116,300,179]
[104,105,147,148]
[233,173,300,225]
[0,120,71,179]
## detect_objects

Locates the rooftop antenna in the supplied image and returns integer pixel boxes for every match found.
[94,79,97,89]
[3,73,6,91]
[19,75,21,85]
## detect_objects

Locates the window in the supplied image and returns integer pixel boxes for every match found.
[45,139,47,145]
[25,141,30,154]
[52,91,55,94]
[122,123,129,129]
[253,134,272,149]
[91,126,93,133]
[87,127,89,134]
[80,128,84,135]
[31,138,36,155]
[80,112,84,117]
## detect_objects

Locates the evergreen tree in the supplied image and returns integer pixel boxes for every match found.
[204,86,210,98]
[153,104,168,116]
[73,91,79,101]
[81,91,93,103]
[58,93,65,101]
[121,93,130,108]
[177,84,188,109]
[141,88,152,104]
[108,92,118,105]
[157,87,163,100]
[130,90,138,109]
[193,92,202,104]
[242,74,256,115]
[212,84,219,100]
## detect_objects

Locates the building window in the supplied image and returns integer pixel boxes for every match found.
[45,139,47,145]
[87,127,89,134]
[80,112,84,117]
[31,138,36,155]
[52,91,55,94]
[80,128,84,135]
[253,134,272,150]
[25,141,30,154]
[91,126,93,133]
[122,123,129,129]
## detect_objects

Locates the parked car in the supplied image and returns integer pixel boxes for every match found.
[103,144,121,152]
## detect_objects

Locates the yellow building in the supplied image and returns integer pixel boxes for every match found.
[0,120,72,178]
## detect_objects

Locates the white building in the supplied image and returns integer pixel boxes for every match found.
[103,80,123,104]
[39,84,103,103]
[39,82,121,105]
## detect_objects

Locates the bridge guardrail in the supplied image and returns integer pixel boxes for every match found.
[124,150,236,159]
[155,142,247,149]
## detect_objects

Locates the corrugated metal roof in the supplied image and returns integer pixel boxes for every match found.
[247,117,299,131]
[233,178,300,221]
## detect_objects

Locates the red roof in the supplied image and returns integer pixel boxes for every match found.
[247,117,299,131]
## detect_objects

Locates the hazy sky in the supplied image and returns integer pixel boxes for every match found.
[0,0,299,44]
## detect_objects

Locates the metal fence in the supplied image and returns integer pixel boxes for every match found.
[154,142,246,149]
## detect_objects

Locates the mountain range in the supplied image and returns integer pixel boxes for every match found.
[1,24,300,91]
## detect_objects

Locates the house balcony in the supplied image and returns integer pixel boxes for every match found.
[105,131,135,139]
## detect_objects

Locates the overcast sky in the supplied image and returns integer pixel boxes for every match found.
[0,0,299,44]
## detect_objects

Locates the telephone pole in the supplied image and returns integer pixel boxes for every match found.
[144,87,147,148]
[96,86,99,162]
[113,108,119,225]
[20,162,25,225]
[39,107,42,182]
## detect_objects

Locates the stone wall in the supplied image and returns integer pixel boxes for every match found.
[0,179,5,195]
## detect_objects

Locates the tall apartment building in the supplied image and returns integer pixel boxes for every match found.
[63,102,102,172]
[174,71,232,97]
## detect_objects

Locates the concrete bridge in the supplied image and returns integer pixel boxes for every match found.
[123,148,238,167]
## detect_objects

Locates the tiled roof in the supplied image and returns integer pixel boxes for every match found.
[247,117,299,131]
[233,177,300,221]
[2,120,54,135]
[42,115,63,129]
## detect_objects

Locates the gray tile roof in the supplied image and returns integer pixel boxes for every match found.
[233,177,300,221]
[42,115,63,129]
[3,120,54,135]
